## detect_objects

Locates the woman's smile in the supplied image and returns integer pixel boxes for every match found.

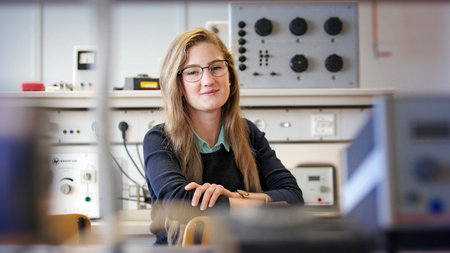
[200,89,219,96]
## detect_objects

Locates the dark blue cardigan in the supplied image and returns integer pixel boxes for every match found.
[143,119,304,244]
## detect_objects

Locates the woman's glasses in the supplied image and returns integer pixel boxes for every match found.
[178,60,229,83]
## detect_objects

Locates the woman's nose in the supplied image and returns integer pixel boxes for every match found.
[200,69,214,86]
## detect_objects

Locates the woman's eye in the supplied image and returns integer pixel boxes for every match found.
[186,70,199,76]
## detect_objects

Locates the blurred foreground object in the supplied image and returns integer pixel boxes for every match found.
[215,207,371,253]
[343,96,450,252]
[0,101,50,244]
[21,82,45,91]
[42,214,91,245]
[182,216,214,246]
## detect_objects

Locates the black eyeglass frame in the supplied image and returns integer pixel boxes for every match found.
[177,60,229,81]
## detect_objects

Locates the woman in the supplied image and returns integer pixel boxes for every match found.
[143,28,304,245]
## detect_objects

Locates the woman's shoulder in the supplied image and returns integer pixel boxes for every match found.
[145,122,165,134]
[242,118,265,143]
[143,123,174,152]
[243,118,262,134]
[143,123,167,142]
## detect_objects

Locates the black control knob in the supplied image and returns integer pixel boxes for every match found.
[325,54,343,72]
[254,18,273,36]
[289,17,308,36]
[289,55,308,73]
[238,21,246,28]
[238,47,246,54]
[414,158,440,182]
[238,56,247,62]
[238,38,246,45]
[324,17,343,35]
[239,64,247,71]
[238,30,246,37]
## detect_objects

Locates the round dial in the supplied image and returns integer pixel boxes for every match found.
[414,158,440,182]
[254,18,273,36]
[324,17,343,35]
[289,17,308,36]
[289,54,309,73]
[60,183,72,195]
[325,54,344,72]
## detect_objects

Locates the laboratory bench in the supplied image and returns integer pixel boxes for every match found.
[0,88,395,108]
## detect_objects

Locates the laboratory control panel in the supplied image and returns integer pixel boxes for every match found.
[73,46,97,91]
[229,2,358,88]
[344,96,450,228]
[46,109,163,144]
[290,167,334,206]
[47,107,370,145]
[243,107,371,142]
[49,153,100,218]
[392,98,450,224]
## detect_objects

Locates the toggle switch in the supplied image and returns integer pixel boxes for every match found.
[81,170,96,184]
[320,186,330,193]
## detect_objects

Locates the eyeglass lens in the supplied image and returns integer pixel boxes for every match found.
[182,60,228,82]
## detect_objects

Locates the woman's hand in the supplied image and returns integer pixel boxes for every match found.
[185,182,238,211]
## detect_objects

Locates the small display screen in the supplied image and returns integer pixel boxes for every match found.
[140,81,158,89]
[79,52,95,64]
[413,122,449,140]
[308,176,320,181]
[77,51,95,70]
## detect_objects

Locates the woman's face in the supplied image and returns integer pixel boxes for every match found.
[180,42,230,115]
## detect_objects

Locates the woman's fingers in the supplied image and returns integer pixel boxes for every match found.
[185,182,202,206]
[200,184,218,210]
[185,182,231,210]
[191,183,210,207]
[184,182,199,191]
[208,185,226,208]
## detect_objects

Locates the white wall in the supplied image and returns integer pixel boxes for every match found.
[0,3,41,89]
[42,2,96,88]
[358,1,450,95]
[1,1,449,95]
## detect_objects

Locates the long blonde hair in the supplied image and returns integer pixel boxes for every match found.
[159,28,261,192]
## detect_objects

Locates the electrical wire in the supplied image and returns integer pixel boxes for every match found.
[122,138,146,180]
[110,153,139,186]
[118,197,138,202]
[118,121,146,180]
[93,122,140,187]
[136,143,145,170]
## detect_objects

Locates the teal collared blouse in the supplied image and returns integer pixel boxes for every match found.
[194,125,230,154]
